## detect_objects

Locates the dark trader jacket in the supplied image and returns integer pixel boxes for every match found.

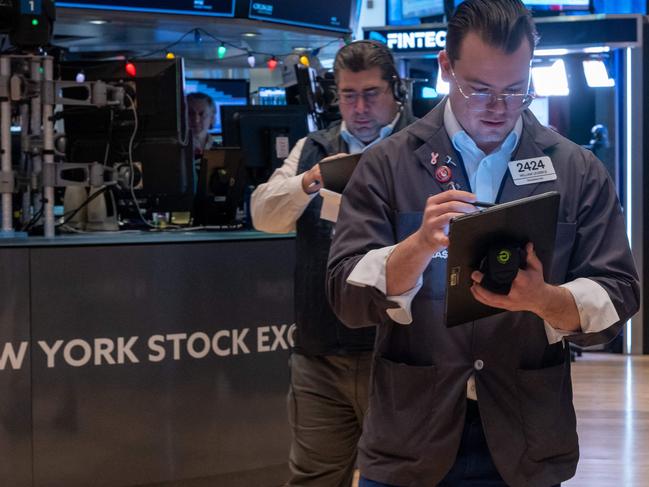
[294,112,417,356]
[326,99,639,486]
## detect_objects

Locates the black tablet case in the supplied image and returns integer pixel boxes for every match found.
[445,191,560,327]
[319,153,362,194]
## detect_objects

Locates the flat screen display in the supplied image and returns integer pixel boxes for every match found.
[523,0,590,10]
[57,0,236,17]
[185,78,249,134]
[248,0,353,32]
[388,0,445,25]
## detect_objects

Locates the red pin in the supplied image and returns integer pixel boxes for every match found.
[435,165,452,183]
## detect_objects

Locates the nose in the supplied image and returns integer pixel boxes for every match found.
[353,94,369,113]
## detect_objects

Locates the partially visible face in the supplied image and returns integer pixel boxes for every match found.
[439,32,533,154]
[337,66,400,144]
[188,98,215,137]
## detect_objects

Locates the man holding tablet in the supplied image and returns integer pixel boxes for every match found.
[326,1,639,486]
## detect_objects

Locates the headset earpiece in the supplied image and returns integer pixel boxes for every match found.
[391,75,407,103]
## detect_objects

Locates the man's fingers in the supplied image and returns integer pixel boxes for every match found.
[426,200,478,218]
[427,190,476,206]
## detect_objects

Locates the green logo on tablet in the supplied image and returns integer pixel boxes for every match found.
[497,249,511,264]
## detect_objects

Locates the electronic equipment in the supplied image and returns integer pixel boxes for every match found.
[387,0,445,25]
[0,0,56,48]
[59,58,195,216]
[193,147,245,226]
[56,0,236,17]
[523,0,591,12]
[185,78,249,134]
[221,105,309,186]
[244,0,355,32]
[258,87,287,106]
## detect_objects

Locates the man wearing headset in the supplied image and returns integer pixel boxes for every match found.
[327,1,639,486]
[251,41,416,487]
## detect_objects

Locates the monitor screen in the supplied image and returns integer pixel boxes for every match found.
[221,105,309,185]
[57,0,236,17]
[185,78,249,134]
[59,58,194,214]
[258,87,287,106]
[388,0,445,25]
[523,0,590,10]
[247,0,354,32]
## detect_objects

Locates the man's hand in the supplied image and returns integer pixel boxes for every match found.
[413,190,478,253]
[470,242,581,332]
[386,190,477,296]
[301,164,322,194]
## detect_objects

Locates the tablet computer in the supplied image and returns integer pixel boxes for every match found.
[445,191,560,327]
[319,153,362,194]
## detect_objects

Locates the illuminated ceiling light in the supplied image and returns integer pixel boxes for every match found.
[531,59,569,96]
[242,32,259,38]
[89,19,108,25]
[247,53,256,68]
[583,46,611,54]
[165,51,175,59]
[435,70,449,95]
[534,48,569,57]
[583,60,615,88]
[75,71,85,83]
[267,56,278,71]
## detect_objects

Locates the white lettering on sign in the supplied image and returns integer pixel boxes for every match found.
[4,324,297,371]
[386,30,446,50]
[0,341,29,370]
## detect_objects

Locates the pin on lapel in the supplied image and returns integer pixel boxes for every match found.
[444,155,456,167]
[430,152,439,166]
[435,165,452,183]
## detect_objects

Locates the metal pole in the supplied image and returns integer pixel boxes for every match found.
[42,56,55,238]
[0,56,12,233]
[30,57,43,229]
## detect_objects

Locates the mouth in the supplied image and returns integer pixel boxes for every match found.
[481,120,506,127]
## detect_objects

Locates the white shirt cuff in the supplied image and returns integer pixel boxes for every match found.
[287,173,317,205]
[543,277,619,344]
[347,245,423,325]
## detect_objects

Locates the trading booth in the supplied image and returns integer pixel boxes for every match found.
[0,1,355,486]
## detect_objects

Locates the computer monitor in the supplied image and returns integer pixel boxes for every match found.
[184,78,249,134]
[258,87,287,106]
[388,0,445,25]
[59,58,194,215]
[221,105,309,186]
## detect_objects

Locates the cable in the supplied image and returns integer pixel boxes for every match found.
[124,93,156,229]
[57,185,109,226]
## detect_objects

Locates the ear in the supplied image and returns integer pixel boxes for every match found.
[438,50,452,83]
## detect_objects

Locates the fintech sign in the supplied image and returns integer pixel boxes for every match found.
[366,27,447,54]
[56,0,236,17]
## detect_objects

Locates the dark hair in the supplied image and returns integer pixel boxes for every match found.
[187,92,216,114]
[333,40,399,86]
[446,0,539,64]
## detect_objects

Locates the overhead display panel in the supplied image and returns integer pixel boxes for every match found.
[523,0,590,10]
[248,0,353,32]
[57,0,236,17]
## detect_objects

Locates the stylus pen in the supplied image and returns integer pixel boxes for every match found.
[473,201,495,208]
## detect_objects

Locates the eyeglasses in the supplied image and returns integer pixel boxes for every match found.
[449,68,535,112]
[337,85,390,106]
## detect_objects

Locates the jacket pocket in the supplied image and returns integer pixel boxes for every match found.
[365,356,438,461]
[515,361,578,462]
